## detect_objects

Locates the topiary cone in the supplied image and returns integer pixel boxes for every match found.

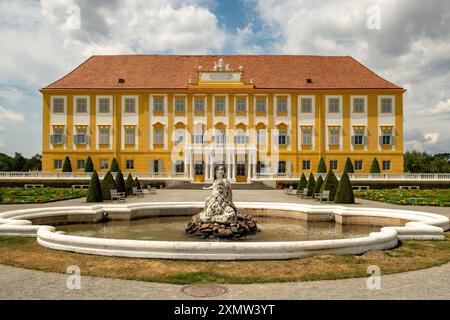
[334,172,355,204]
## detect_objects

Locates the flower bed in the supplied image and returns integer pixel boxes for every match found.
[355,189,450,207]
[0,187,86,204]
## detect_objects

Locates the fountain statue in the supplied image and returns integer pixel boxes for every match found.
[185,165,260,238]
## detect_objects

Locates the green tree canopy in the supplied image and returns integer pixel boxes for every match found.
[86,170,103,203]
[110,158,120,172]
[314,175,324,195]
[317,157,327,173]
[62,156,72,172]
[334,172,355,204]
[84,156,94,172]
[125,173,134,196]
[134,177,141,190]
[115,169,126,196]
[320,169,339,201]
[370,158,381,174]
[101,171,117,200]
[296,173,307,194]
[306,173,316,197]
[344,157,354,174]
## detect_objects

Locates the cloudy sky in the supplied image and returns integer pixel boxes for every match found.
[0,0,449,156]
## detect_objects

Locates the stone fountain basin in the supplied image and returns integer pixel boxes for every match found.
[0,202,448,260]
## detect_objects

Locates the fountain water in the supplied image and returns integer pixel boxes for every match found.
[185,165,260,238]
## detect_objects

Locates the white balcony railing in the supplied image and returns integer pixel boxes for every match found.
[254,172,450,181]
[0,172,190,180]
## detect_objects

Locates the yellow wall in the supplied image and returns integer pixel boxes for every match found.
[41,88,405,174]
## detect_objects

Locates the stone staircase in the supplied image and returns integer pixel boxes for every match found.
[166,181,274,190]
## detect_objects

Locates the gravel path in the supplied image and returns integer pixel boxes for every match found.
[1,263,449,300]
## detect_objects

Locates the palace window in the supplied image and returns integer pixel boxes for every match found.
[194,98,204,112]
[381,98,392,113]
[124,98,135,113]
[352,127,365,145]
[126,160,134,170]
[99,98,110,113]
[382,160,391,170]
[301,127,312,145]
[215,98,225,112]
[215,130,225,146]
[257,129,266,146]
[353,98,364,113]
[175,160,184,173]
[277,98,287,113]
[329,98,340,113]
[77,159,85,170]
[302,160,311,170]
[76,98,87,113]
[301,98,312,113]
[153,98,164,112]
[381,127,393,145]
[329,127,340,145]
[74,127,87,144]
[236,98,246,113]
[53,98,64,113]
[175,98,185,112]
[125,127,135,145]
[235,130,246,144]
[154,128,163,145]
[152,160,162,173]
[100,159,108,169]
[195,161,204,175]
[330,160,338,170]
[52,127,64,144]
[278,129,287,145]
[175,130,185,145]
[278,161,286,174]
[99,127,109,145]
[54,159,62,169]
[256,98,266,112]
[355,160,363,171]
[237,162,245,176]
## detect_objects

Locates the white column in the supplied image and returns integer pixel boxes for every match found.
[247,161,252,180]
[232,155,237,179]
[252,154,256,179]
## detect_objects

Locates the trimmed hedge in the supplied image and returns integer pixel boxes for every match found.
[115,169,126,196]
[320,169,339,201]
[86,170,103,202]
[317,157,327,173]
[84,156,94,172]
[126,173,134,196]
[334,172,355,204]
[306,173,316,197]
[296,173,307,194]
[62,156,72,172]
[370,158,381,173]
[110,158,120,172]
[134,177,142,190]
[344,157,354,174]
[101,171,117,200]
[314,175,324,195]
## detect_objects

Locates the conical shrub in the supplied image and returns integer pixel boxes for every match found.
[101,171,117,200]
[86,170,103,202]
[126,173,134,196]
[115,169,126,196]
[314,175,323,195]
[134,177,141,190]
[110,158,120,172]
[296,173,307,195]
[370,158,381,173]
[334,172,355,204]
[84,156,94,172]
[317,157,327,173]
[344,157,354,173]
[319,169,339,201]
[62,156,72,172]
[306,173,316,197]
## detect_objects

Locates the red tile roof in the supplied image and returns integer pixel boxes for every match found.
[43,55,402,90]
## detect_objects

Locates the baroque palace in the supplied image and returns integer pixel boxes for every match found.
[41,55,404,182]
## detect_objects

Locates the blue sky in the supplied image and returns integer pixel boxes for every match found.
[0,0,449,157]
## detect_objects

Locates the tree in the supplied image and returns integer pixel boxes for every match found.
[296,173,307,195]
[320,169,339,201]
[125,173,134,196]
[115,169,126,196]
[86,170,103,203]
[317,157,327,173]
[344,157,354,174]
[101,171,117,200]
[370,158,381,173]
[25,154,42,171]
[306,173,316,197]
[110,158,120,172]
[314,175,324,195]
[84,156,94,172]
[334,172,355,204]
[62,156,72,172]
[134,177,141,190]
[11,153,27,171]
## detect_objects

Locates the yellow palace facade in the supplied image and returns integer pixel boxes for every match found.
[41,55,405,182]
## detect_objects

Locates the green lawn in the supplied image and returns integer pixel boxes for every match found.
[0,187,86,204]
[355,189,450,207]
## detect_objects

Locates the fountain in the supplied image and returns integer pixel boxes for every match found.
[185,165,260,238]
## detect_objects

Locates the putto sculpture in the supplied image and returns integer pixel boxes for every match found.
[185,165,260,238]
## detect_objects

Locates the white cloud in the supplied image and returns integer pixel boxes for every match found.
[416,99,450,115]
[0,106,25,124]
